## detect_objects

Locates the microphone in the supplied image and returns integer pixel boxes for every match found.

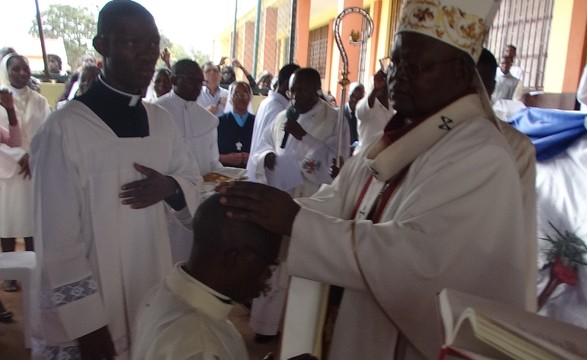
[280,105,300,148]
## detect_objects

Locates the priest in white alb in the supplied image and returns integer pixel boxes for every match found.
[30,2,202,359]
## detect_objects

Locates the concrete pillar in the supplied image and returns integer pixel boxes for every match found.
[294,0,311,66]
[243,21,256,72]
[263,7,278,75]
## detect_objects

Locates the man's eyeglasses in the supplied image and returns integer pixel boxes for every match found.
[385,57,462,78]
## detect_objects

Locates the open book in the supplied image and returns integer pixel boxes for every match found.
[439,288,587,360]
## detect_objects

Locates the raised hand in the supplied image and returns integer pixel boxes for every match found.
[119,163,176,209]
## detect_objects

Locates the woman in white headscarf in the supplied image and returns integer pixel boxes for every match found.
[0,54,50,291]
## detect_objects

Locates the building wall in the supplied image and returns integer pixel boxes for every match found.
[544,0,587,92]
[218,0,585,97]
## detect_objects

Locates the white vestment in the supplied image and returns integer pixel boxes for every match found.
[283,95,532,360]
[133,264,249,360]
[247,91,293,335]
[0,124,25,178]
[251,100,350,353]
[155,91,222,175]
[250,99,350,195]
[0,85,50,236]
[30,100,202,359]
[536,135,587,329]
[354,95,394,155]
[156,91,223,263]
[246,90,289,182]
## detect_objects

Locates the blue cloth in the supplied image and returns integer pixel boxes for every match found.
[508,107,587,161]
[231,112,249,127]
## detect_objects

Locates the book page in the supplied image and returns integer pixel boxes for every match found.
[439,289,587,359]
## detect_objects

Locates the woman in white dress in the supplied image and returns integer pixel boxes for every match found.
[0,54,50,291]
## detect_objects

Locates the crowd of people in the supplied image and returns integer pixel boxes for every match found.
[0,0,585,359]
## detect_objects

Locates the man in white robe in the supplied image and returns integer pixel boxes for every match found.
[30,2,201,359]
[246,63,300,182]
[246,63,300,341]
[249,67,350,196]
[354,70,394,155]
[217,1,533,359]
[247,67,350,355]
[155,59,222,264]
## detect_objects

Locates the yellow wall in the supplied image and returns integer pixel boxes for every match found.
[544,0,587,92]
[39,82,65,109]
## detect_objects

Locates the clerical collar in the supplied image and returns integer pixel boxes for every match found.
[231,111,249,127]
[77,76,149,138]
[98,76,142,106]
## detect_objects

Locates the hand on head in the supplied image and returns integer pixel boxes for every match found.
[187,193,282,303]
[216,181,300,236]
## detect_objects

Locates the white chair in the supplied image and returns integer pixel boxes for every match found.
[0,251,37,348]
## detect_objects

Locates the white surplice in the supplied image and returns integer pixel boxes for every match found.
[354,95,394,155]
[155,91,222,175]
[156,91,223,263]
[0,85,50,236]
[246,90,289,182]
[283,95,532,360]
[30,100,202,359]
[133,264,248,360]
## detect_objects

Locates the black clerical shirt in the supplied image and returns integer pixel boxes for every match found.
[77,77,149,138]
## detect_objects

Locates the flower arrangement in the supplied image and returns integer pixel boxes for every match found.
[537,222,587,310]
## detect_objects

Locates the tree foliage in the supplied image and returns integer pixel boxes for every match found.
[30,4,97,70]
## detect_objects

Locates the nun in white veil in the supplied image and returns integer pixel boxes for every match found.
[0,54,50,271]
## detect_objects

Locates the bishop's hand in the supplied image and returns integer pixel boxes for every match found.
[216,181,300,236]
